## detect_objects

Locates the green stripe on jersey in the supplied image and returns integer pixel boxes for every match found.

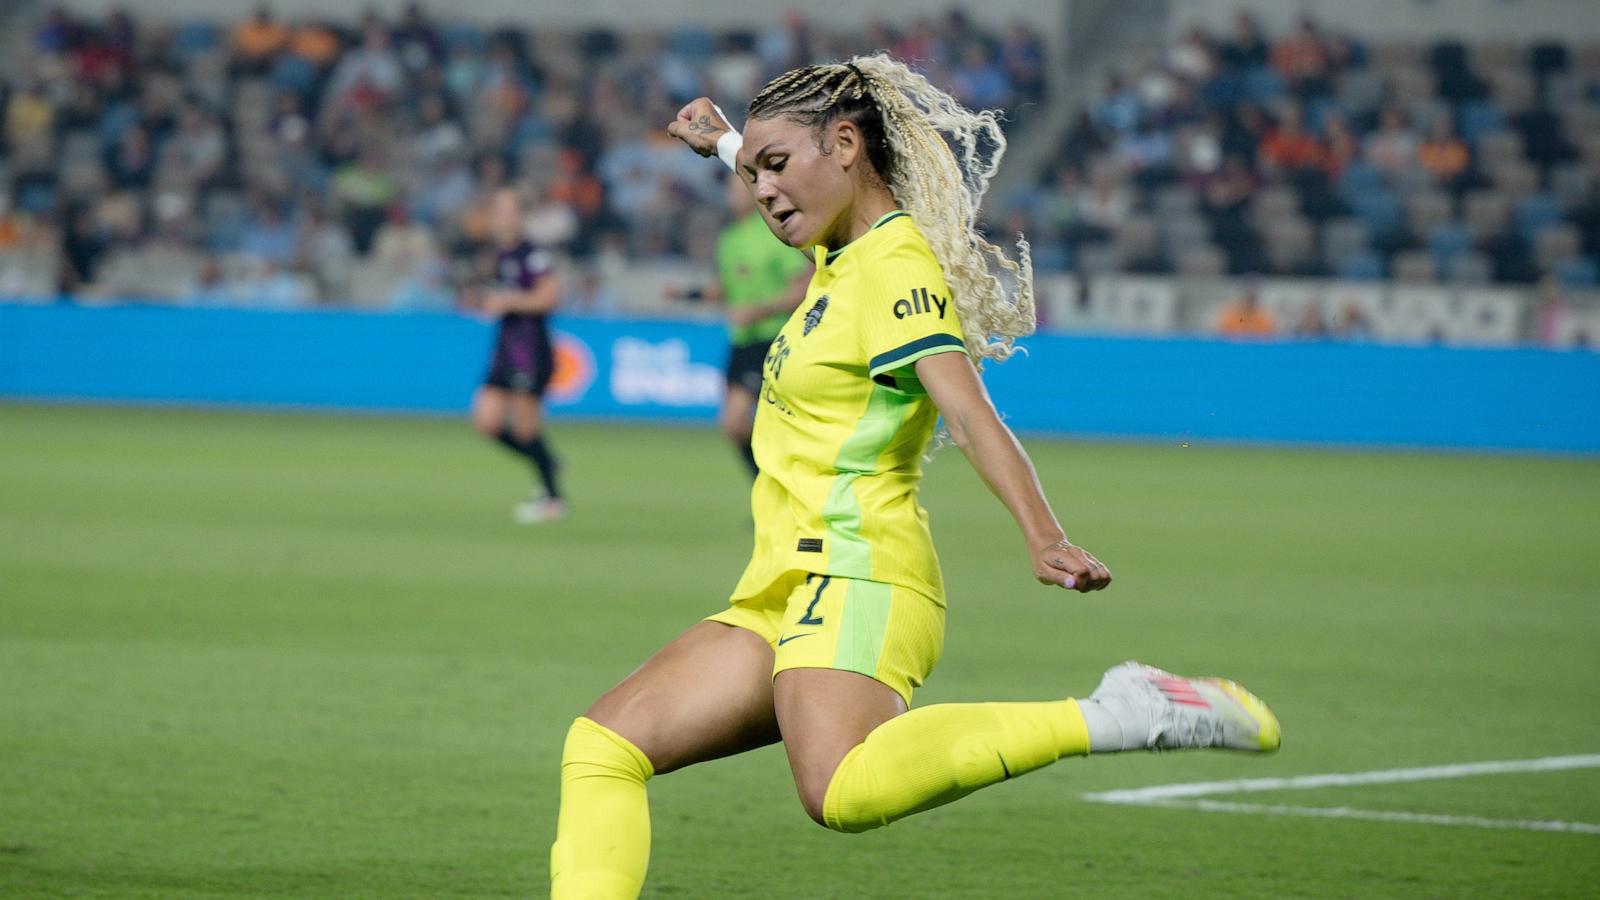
[833,579,894,678]
[821,383,914,577]
[868,333,965,376]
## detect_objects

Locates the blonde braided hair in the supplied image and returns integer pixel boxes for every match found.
[749,53,1035,364]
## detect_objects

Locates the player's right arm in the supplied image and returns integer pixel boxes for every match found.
[667,98,732,159]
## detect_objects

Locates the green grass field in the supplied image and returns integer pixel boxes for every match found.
[3,403,1598,898]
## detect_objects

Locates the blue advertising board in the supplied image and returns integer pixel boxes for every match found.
[2,303,1598,454]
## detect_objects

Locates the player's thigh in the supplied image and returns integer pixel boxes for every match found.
[471,386,509,436]
[774,667,904,819]
[585,620,780,775]
[770,576,945,809]
[719,384,757,442]
[505,390,545,441]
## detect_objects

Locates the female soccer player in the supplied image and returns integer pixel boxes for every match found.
[550,56,1280,898]
[468,187,565,523]
[714,171,812,478]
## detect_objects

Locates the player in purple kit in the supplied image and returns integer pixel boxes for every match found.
[467,188,566,523]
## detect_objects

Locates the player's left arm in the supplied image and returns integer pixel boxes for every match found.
[915,352,1112,594]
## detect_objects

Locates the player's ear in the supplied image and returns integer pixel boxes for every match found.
[829,119,863,170]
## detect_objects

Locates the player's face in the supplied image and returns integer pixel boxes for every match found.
[490,191,521,245]
[740,116,855,249]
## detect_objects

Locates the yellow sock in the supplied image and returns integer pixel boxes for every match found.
[550,717,653,900]
[822,699,1090,833]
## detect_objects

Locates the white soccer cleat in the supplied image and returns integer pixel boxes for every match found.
[513,495,568,524]
[1087,661,1281,752]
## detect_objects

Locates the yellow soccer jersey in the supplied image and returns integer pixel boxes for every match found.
[731,211,967,605]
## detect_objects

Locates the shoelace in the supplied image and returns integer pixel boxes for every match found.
[1145,678,1221,749]
[1163,708,1218,748]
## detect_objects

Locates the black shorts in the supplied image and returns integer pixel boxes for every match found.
[484,344,555,396]
[726,340,771,396]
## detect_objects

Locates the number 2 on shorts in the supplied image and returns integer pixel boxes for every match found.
[799,575,830,625]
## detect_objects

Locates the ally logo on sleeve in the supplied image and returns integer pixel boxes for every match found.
[892,288,948,319]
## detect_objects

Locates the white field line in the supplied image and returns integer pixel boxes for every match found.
[1158,799,1600,834]
[1081,754,1600,835]
[1083,754,1600,803]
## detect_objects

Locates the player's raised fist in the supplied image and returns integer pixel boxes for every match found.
[667,98,730,157]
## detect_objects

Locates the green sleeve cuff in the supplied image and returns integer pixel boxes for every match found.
[867,333,966,377]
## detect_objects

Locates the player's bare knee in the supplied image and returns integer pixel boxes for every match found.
[796,744,885,833]
[794,779,830,827]
[790,755,858,829]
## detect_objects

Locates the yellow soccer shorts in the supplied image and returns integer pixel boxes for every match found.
[707,571,944,706]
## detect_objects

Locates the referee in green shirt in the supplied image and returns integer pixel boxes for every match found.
[715,173,812,477]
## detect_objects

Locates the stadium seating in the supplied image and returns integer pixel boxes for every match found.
[4,6,1596,346]
[0,6,1044,305]
[1018,15,1600,291]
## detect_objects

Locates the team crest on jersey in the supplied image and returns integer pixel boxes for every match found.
[803,295,829,335]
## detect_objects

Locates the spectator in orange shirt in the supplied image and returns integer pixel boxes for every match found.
[1320,111,1358,180]
[1418,117,1471,187]
[548,149,603,218]
[0,196,23,249]
[287,20,342,71]
[1271,18,1328,97]
[1260,106,1326,173]
[1215,283,1278,337]
[547,147,606,251]
[233,5,288,74]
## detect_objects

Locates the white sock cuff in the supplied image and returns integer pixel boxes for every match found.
[1075,698,1129,753]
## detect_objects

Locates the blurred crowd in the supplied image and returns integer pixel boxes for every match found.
[0,3,1046,307]
[1002,11,1600,289]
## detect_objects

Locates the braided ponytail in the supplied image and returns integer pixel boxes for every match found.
[749,53,1035,364]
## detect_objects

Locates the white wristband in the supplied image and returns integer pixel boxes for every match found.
[709,101,741,172]
[715,129,743,172]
